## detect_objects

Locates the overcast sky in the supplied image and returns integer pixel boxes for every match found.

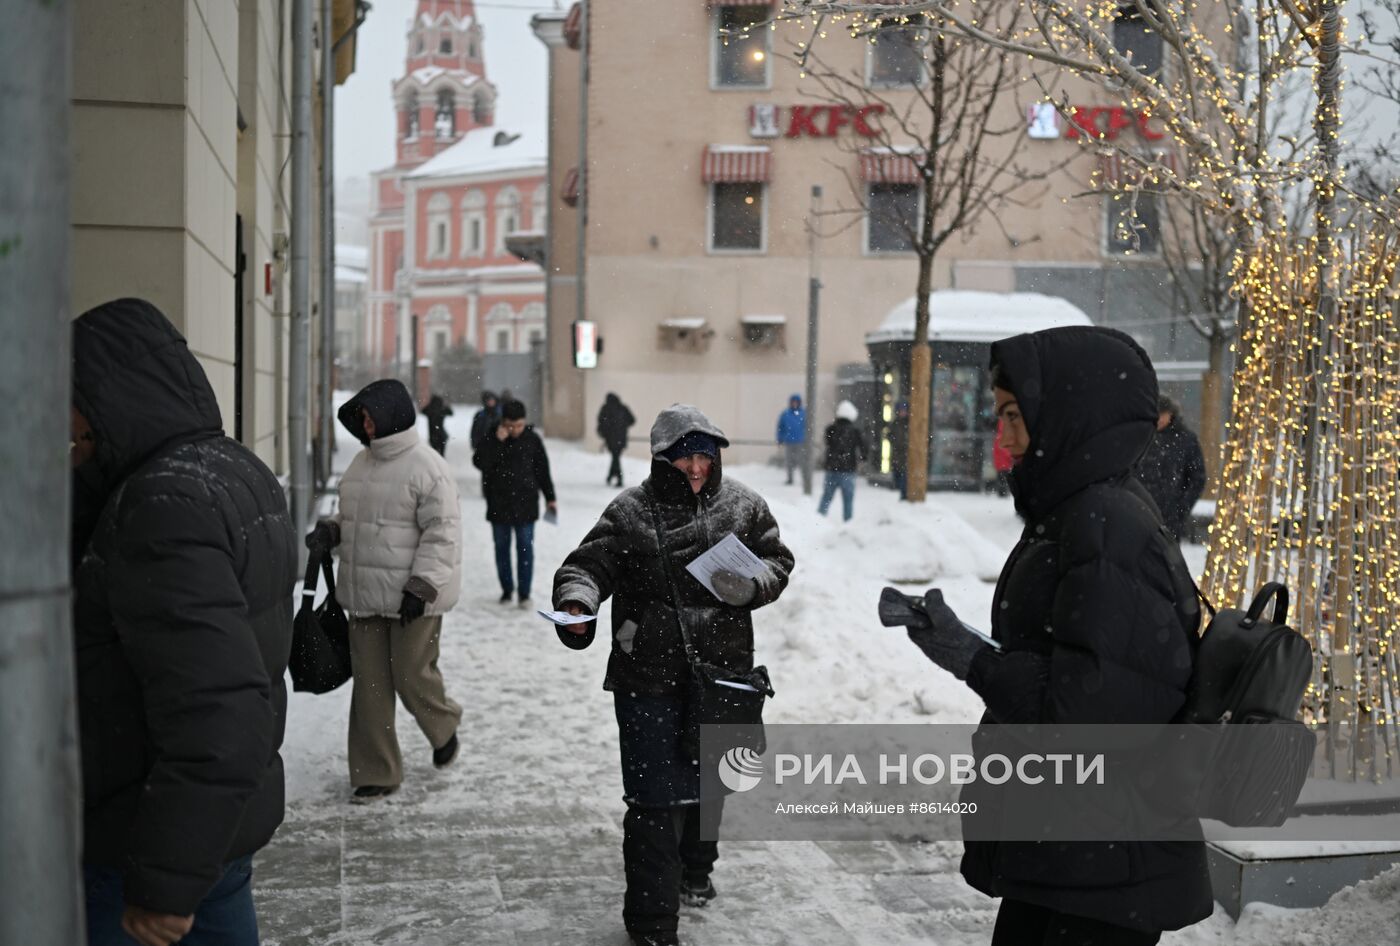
[333,0,556,186]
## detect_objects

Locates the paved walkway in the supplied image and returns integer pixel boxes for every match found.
[253,425,1235,945]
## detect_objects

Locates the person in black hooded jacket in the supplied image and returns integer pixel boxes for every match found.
[552,404,794,946]
[882,327,1210,945]
[596,392,636,487]
[71,299,297,946]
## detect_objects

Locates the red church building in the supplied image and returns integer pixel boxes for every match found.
[366,0,545,378]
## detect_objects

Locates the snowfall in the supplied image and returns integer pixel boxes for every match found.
[253,402,1400,945]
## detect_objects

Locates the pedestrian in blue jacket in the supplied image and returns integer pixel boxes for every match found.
[775,394,806,485]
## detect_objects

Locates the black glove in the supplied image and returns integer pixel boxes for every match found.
[398,590,426,627]
[712,569,758,607]
[305,519,339,555]
[878,586,989,681]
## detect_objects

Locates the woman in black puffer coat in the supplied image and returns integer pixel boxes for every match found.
[891,327,1211,945]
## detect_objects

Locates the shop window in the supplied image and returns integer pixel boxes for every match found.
[713,5,770,88]
[867,183,919,253]
[1105,193,1161,256]
[1112,7,1163,79]
[709,182,765,253]
[869,16,927,87]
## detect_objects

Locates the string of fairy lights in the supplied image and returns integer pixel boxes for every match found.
[760,1,1400,776]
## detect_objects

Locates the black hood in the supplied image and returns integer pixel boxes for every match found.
[990,326,1158,520]
[72,298,224,496]
[481,390,498,408]
[338,379,417,445]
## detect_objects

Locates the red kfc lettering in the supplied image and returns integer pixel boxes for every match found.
[1064,106,1104,140]
[854,104,885,137]
[1136,110,1165,141]
[786,105,824,138]
[1103,107,1135,141]
[826,105,853,137]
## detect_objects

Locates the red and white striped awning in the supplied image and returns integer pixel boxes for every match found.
[702,146,772,183]
[1097,150,1179,187]
[561,166,581,207]
[860,150,922,184]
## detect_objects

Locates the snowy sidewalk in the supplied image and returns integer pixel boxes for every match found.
[254,414,1392,945]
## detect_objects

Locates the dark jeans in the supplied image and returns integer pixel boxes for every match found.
[86,855,258,946]
[991,899,1161,946]
[892,469,908,499]
[614,694,723,935]
[428,430,447,456]
[607,447,624,485]
[817,471,856,521]
[492,522,534,597]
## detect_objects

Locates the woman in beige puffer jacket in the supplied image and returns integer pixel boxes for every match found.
[307,379,464,802]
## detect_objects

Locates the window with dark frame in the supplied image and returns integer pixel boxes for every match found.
[439,34,453,55]
[867,183,919,253]
[1106,193,1161,256]
[1112,7,1164,79]
[870,16,926,87]
[711,182,764,252]
[714,5,768,88]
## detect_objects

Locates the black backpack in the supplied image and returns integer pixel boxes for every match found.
[1178,582,1317,826]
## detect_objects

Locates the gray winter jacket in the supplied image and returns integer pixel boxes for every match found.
[553,406,795,695]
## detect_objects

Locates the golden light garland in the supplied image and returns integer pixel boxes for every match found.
[1203,225,1400,780]
[773,1,1400,777]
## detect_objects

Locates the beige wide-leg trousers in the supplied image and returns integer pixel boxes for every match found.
[347,614,462,788]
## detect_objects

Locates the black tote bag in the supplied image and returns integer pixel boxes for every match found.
[289,550,352,694]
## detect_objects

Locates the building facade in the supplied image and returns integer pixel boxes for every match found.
[536,1,1219,464]
[71,0,360,479]
[366,0,545,393]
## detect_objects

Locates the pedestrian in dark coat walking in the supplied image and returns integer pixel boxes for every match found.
[881,327,1210,945]
[817,400,866,521]
[473,399,556,607]
[421,392,454,456]
[469,390,500,451]
[1134,395,1208,540]
[553,405,794,946]
[597,391,637,487]
[71,299,297,946]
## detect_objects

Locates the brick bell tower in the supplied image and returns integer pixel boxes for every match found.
[393,0,498,168]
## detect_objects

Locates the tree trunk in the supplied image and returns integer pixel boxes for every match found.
[1199,327,1228,498]
[904,252,935,503]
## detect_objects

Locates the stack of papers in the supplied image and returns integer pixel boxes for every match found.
[685,533,766,601]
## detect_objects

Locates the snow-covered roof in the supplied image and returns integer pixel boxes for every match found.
[661,317,708,330]
[741,313,787,325]
[865,290,1093,345]
[335,244,368,268]
[407,123,547,180]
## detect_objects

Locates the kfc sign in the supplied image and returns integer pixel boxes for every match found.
[750,103,887,140]
[1026,103,1164,142]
